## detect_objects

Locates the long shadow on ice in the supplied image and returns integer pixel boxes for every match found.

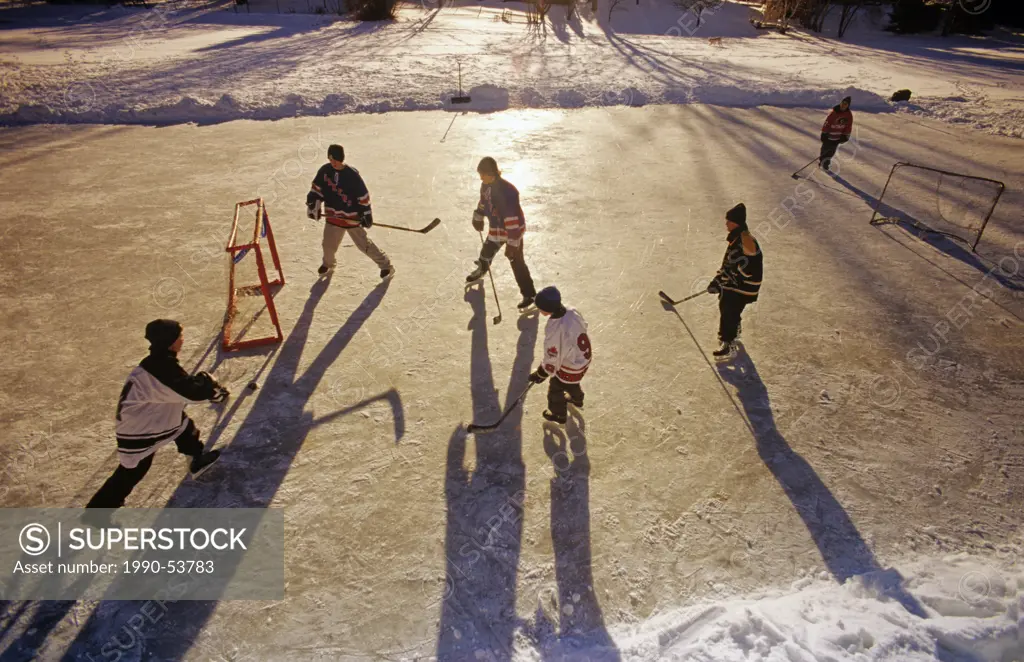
[534,416,619,661]
[45,277,400,662]
[715,349,928,619]
[436,285,537,661]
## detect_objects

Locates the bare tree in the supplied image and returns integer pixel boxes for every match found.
[762,0,806,31]
[673,0,723,29]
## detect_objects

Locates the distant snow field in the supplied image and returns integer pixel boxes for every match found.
[0,0,1022,136]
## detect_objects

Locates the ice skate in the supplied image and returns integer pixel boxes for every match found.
[542,410,567,425]
[318,264,332,276]
[380,265,395,280]
[466,261,488,283]
[712,341,735,359]
[564,392,584,409]
[189,450,221,479]
[517,295,535,311]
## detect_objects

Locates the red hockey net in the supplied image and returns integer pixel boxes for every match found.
[223,198,285,352]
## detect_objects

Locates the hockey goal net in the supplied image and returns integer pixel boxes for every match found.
[869,162,1005,251]
[223,198,285,352]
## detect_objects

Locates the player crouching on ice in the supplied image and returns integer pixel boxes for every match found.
[819,96,853,172]
[708,204,763,359]
[467,157,537,310]
[86,320,227,509]
[529,287,592,425]
[306,144,395,280]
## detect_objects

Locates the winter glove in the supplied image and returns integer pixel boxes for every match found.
[529,367,548,384]
[707,280,721,295]
[307,200,322,220]
[472,210,485,233]
[838,134,849,144]
[359,210,373,228]
[210,384,230,404]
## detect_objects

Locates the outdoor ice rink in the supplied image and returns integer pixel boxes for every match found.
[1,105,1023,660]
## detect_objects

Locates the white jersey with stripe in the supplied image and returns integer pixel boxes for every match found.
[115,366,200,468]
[542,308,592,384]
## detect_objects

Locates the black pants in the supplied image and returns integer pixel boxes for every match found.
[547,377,584,420]
[87,420,203,509]
[819,139,840,168]
[718,291,750,344]
[479,239,536,299]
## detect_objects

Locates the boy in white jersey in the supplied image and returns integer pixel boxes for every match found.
[528,286,592,425]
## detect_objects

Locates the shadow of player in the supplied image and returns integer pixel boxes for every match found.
[535,413,619,661]
[435,285,538,661]
[715,348,928,619]
[43,277,399,662]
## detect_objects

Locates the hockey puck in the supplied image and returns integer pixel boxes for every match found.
[247,381,259,391]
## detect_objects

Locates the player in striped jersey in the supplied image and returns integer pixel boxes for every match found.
[529,287,592,425]
[306,144,394,280]
[466,157,537,310]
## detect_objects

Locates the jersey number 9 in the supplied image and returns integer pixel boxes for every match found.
[577,333,592,360]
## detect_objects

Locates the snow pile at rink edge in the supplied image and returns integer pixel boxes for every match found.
[516,554,1023,662]
[0,85,890,127]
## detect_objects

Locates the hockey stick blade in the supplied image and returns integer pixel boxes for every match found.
[791,157,818,180]
[659,290,705,306]
[375,218,441,234]
[467,382,532,433]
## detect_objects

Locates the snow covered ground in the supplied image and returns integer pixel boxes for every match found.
[0,102,1022,660]
[1,0,1023,136]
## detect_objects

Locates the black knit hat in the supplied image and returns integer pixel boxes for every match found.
[726,203,747,230]
[535,286,562,314]
[477,157,500,177]
[841,96,852,106]
[327,144,344,162]
[145,319,182,351]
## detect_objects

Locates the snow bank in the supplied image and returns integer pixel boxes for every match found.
[0,1,1021,135]
[519,555,1022,661]
[0,86,892,125]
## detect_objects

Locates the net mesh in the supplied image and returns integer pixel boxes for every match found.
[871,163,1004,250]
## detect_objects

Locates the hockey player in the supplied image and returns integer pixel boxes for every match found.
[529,287,592,425]
[819,96,853,171]
[466,157,537,310]
[306,144,394,279]
[707,204,762,358]
[86,320,227,509]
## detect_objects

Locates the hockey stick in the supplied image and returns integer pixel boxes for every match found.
[375,218,441,234]
[315,209,440,235]
[479,230,502,325]
[658,290,706,306]
[791,158,818,180]
[467,382,533,433]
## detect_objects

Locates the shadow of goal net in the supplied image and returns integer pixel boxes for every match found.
[869,162,1005,252]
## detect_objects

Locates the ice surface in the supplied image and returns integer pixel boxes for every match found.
[0,103,1022,660]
